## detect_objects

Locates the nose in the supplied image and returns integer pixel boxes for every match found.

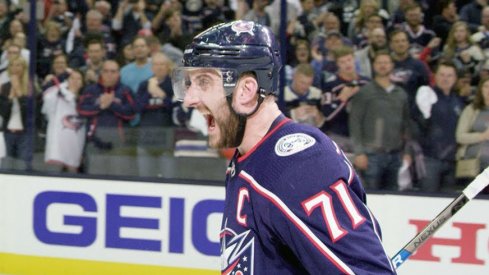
[183,86,200,108]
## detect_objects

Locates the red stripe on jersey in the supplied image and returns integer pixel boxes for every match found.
[238,171,354,274]
[237,118,290,163]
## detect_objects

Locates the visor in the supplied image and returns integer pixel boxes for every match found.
[171,67,239,101]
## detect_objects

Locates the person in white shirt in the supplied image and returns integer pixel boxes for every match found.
[42,70,86,172]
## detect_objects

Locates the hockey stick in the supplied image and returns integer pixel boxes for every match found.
[391,166,489,269]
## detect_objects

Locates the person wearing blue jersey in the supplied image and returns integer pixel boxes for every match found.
[171,20,396,274]
[320,45,370,153]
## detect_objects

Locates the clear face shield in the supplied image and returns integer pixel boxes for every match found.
[171,67,239,102]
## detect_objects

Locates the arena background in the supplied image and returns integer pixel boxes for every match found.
[1,1,489,274]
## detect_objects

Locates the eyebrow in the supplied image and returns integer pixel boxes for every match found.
[189,69,221,80]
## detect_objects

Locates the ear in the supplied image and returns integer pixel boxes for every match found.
[233,75,259,110]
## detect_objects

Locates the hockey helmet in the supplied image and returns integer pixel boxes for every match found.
[172,20,282,101]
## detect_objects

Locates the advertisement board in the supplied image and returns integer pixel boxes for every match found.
[0,174,224,274]
[0,174,488,274]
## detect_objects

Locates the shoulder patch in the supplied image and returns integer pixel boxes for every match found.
[275,133,316,157]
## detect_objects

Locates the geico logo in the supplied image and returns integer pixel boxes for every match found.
[33,191,223,256]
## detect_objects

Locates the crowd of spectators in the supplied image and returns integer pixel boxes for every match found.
[0,0,489,194]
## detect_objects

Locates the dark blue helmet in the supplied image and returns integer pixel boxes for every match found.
[182,20,282,96]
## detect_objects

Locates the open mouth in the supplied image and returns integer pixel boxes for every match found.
[204,114,216,131]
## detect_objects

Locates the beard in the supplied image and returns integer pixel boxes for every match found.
[208,99,246,149]
[371,42,387,52]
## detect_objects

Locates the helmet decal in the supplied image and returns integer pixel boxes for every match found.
[231,21,255,36]
[223,70,238,87]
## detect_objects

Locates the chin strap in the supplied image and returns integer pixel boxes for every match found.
[225,88,266,147]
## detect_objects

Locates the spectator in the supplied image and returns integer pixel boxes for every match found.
[80,39,107,85]
[399,3,436,59]
[153,7,194,51]
[389,29,431,114]
[116,41,135,67]
[320,45,370,152]
[284,39,312,85]
[0,31,30,72]
[93,0,114,29]
[351,13,384,50]
[243,0,273,27]
[432,0,458,45]
[456,68,476,103]
[201,0,227,30]
[442,21,484,77]
[44,0,74,38]
[355,27,388,78]
[348,0,389,41]
[41,70,86,173]
[459,0,487,33]
[37,21,65,79]
[0,0,14,47]
[296,0,320,39]
[135,52,174,176]
[6,18,25,43]
[390,0,417,27]
[414,60,465,192]
[314,11,340,35]
[456,77,489,183]
[284,63,323,126]
[471,6,489,59]
[0,43,22,85]
[81,9,117,59]
[41,54,71,91]
[77,60,136,159]
[311,30,345,87]
[120,36,152,94]
[0,56,32,170]
[145,34,161,55]
[112,0,151,47]
[349,50,411,190]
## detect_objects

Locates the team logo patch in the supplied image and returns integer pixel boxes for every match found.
[275,133,316,156]
[231,21,255,36]
[62,115,84,131]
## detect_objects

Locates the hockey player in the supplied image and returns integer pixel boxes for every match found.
[171,20,396,274]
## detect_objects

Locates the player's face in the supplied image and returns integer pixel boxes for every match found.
[435,65,457,91]
[182,68,242,148]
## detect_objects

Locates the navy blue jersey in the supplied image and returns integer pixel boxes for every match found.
[320,74,370,136]
[220,116,395,274]
[391,57,430,103]
[135,76,174,127]
[401,23,436,57]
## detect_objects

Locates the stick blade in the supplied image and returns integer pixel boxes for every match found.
[463,166,489,199]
